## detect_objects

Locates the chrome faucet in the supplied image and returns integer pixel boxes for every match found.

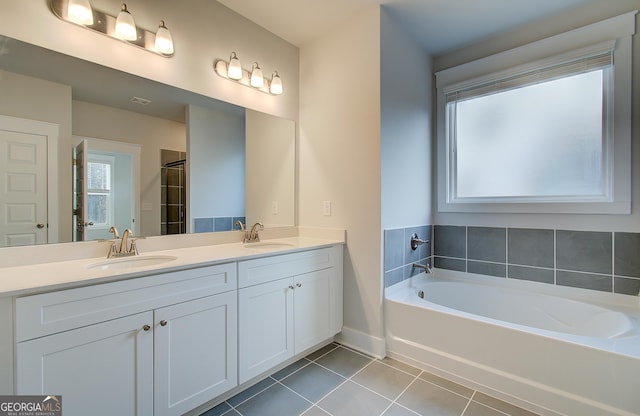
[244,222,263,243]
[107,226,138,258]
[412,263,433,274]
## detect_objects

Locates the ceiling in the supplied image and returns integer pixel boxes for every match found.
[217,0,599,54]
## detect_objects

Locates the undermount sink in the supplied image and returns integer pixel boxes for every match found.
[243,241,295,249]
[87,255,178,271]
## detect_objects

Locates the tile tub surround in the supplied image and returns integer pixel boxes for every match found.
[431,226,640,296]
[201,343,539,416]
[384,225,433,287]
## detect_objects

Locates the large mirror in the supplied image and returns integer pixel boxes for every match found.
[0,35,295,247]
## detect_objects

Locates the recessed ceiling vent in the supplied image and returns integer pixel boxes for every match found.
[130,96,152,105]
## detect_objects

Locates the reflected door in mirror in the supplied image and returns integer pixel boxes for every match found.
[0,117,49,247]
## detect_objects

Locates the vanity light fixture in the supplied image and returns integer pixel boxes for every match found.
[115,3,137,41]
[155,20,174,55]
[214,53,283,96]
[49,0,175,57]
[250,62,264,88]
[270,71,283,95]
[228,52,243,80]
[67,0,93,25]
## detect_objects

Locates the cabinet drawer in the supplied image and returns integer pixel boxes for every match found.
[238,247,335,288]
[15,263,236,342]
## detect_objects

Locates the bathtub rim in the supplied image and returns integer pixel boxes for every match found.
[385,269,640,359]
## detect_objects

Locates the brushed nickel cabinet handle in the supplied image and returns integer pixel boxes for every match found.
[296,283,302,288]
[36,223,45,229]
[143,324,151,331]
[288,284,295,290]
[160,320,168,326]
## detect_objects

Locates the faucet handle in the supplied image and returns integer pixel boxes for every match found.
[234,220,246,231]
[129,239,140,255]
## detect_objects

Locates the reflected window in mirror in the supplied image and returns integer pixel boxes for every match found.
[87,156,114,227]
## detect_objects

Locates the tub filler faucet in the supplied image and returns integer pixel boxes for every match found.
[412,263,432,274]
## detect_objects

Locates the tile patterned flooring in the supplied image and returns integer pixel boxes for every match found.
[201,343,539,416]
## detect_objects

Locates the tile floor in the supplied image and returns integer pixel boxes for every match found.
[201,343,539,416]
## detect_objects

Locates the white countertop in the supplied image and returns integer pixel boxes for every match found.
[0,236,344,298]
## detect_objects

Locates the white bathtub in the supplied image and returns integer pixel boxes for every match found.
[384,270,640,416]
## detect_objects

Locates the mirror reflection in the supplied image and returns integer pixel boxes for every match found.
[0,35,295,247]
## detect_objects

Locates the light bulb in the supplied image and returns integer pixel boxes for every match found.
[115,3,137,41]
[228,52,243,80]
[270,71,283,95]
[155,21,174,55]
[250,62,264,88]
[68,0,94,25]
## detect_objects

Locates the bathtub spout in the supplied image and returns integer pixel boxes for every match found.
[412,263,432,274]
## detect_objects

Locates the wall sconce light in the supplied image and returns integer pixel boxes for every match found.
[215,53,283,96]
[155,20,174,55]
[270,71,283,95]
[67,0,93,25]
[50,0,175,57]
[250,63,264,88]
[115,3,137,41]
[228,52,243,80]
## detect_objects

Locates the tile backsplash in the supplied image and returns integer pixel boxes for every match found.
[384,224,640,295]
[384,225,432,287]
[430,225,640,296]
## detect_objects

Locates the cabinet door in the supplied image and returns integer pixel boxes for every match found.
[239,278,293,383]
[154,292,238,416]
[294,269,333,353]
[16,312,153,416]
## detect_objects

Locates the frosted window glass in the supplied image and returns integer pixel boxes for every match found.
[453,70,604,199]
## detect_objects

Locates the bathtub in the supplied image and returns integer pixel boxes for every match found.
[384,270,640,416]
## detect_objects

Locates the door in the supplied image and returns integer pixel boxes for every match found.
[0,123,48,246]
[16,312,154,416]
[73,140,89,241]
[154,292,238,416]
[238,277,294,383]
[294,269,333,353]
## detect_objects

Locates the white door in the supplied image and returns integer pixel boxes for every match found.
[16,312,154,416]
[294,269,333,353]
[0,127,48,246]
[238,277,294,383]
[154,292,238,416]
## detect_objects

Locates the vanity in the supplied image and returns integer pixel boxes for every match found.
[0,231,344,416]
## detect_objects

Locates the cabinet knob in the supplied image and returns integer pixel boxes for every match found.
[296,283,302,288]
[160,320,168,326]
[36,223,45,229]
[143,324,151,331]
[288,284,295,290]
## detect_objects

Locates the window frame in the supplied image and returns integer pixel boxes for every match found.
[435,11,635,215]
[86,154,115,229]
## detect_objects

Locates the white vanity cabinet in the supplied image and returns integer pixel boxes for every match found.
[238,245,343,383]
[14,263,237,416]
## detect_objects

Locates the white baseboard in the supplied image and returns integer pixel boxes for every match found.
[335,326,386,359]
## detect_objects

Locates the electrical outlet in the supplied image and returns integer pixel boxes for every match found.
[323,200,331,216]
[271,201,279,214]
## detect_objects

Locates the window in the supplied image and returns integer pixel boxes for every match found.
[435,11,635,214]
[448,52,611,202]
[87,156,114,227]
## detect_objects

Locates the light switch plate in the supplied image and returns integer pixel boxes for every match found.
[323,200,331,216]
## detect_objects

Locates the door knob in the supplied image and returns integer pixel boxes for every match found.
[36,223,45,229]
